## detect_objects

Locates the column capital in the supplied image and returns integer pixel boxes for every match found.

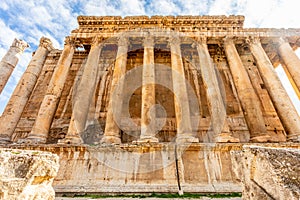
[245,36,261,45]
[39,37,54,51]
[169,35,181,46]
[275,37,289,46]
[64,36,77,47]
[143,35,154,47]
[11,38,29,52]
[223,36,236,45]
[117,36,129,47]
[91,36,104,47]
[194,36,207,44]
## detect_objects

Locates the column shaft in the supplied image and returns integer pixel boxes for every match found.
[0,37,53,143]
[248,37,300,142]
[170,36,198,143]
[101,37,128,144]
[0,38,29,94]
[224,37,269,142]
[139,36,158,143]
[276,37,300,94]
[195,36,239,143]
[59,37,103,144]
[25,37,75,143]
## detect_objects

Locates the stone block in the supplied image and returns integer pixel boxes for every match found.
[0,148,59,200]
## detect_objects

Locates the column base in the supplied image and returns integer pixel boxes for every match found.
[58,135,83,145]
[100,135,121,144]
[287,134,300,142]
[214,133,240,143]
[176,135,199,143]
[250,134,272,143]
[18,133,47,144]
[136,136,159,144]
[0,135,12,144]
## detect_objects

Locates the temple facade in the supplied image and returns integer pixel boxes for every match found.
[1,15,299,144]
[0,15,299,194]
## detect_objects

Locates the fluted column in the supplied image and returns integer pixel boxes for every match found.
[138,35,158,143]
[170,36,198,143]
[0,38,29,94]
[223,37,269,142]
[276,37,300,94]
[24,37,76,144]
[247,36,300,142]
[0,37,53,144]
[58,36,103,144]
[195,36,239,143]
[101,36,128,144]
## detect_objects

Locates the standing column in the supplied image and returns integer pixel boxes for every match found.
[0,38,29,94]
[101,37,128,144]
[0,37,53,144]
[223,37,269,142]
[276,37,300,93]
[138,35,158,143]
[24,37,76,144]
[58,36,103,144]
[247,36,300,142]
[195,36,239,143]
[169,36,198,143]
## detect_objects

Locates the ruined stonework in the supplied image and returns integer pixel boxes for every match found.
[0,15,299,195]
[0,148,59,200]
[231,146,300,200]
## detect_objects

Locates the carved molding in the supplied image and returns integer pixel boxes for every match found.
[245,36,261,45]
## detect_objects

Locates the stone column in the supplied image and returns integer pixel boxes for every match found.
[138,36,158,143]
[223,37,269,142]
[58,36,103,144]
[24,37,76,144]
[276,37,300,93]
[101,36,128,144]
[169,36,198,143]
[247,36,300,142]
[0,38,29,94]
[194,36,239,143]
[0,37,53,144]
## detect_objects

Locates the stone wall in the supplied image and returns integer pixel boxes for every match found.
[5,143,242,195]
[231,145,300,200]
[0,148,59,200]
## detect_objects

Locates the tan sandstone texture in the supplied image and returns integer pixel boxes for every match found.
[231,145,300,200]
[0,148,59,200]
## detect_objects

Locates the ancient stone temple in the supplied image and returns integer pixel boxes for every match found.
[0,15,299,195]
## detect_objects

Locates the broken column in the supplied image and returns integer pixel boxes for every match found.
[247,36,300,142]
[139,35,159,143]
[0,37,53,144]
[24,37,75,144]
[276,37,300,94]
[223,37,269,142]
[101,36,128,144]
[0,38,29,94]
[195,36,239,143]
[59,36,103,144]
[169,35,198,143]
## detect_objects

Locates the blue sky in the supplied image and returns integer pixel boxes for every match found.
[0,0,299,114]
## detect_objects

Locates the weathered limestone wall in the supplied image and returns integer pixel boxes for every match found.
[231,145,300,200]
[2,143,299,196]
[0,148,59,200]
[6,144,242,195]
